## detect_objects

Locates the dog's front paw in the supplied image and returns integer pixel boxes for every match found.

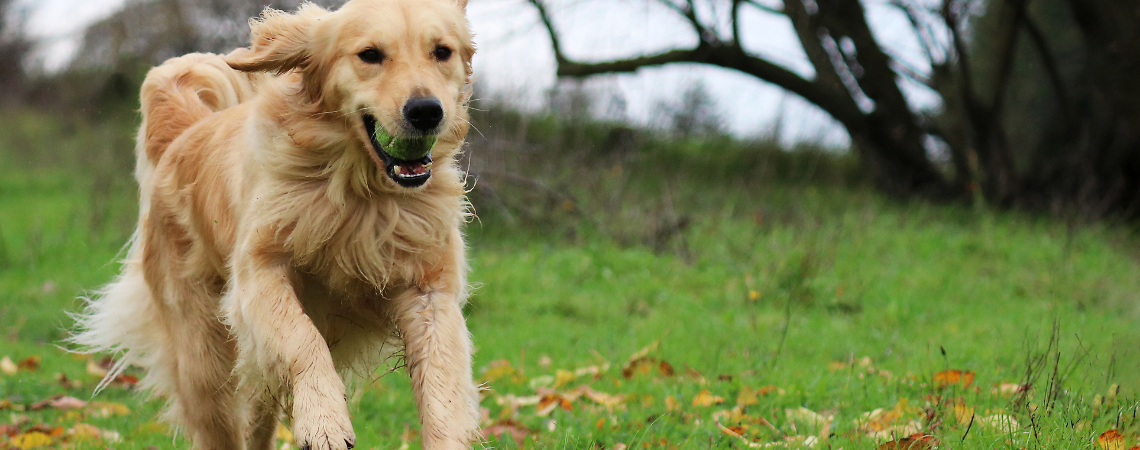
[292,388,356,450]
[293,411,356,450]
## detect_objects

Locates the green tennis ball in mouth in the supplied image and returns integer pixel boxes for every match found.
[372,124,437,161]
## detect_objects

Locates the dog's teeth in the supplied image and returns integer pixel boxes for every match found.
[422,162,433,170]
[392,165,403,175]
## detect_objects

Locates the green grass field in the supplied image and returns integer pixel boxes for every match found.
[3,114,1140,449]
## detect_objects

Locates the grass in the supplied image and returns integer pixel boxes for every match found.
[2,109,1140,449]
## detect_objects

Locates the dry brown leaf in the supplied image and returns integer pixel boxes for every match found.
[481,419,533,446]
[535,394,573,416]
[1098,429,1126,450]
[577,386,624,408]
[30,395,87,411]
[877,434,937,450]
[933,370,975,389]
[621,356,674,379]
[0,423,19,437]
[692,389,725,407]
[17,356,40,372]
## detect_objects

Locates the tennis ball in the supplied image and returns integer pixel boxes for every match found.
[372,124,437,160]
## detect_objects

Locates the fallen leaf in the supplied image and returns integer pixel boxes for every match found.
[952,402,974,425]
[86,358,108,378]
[0,399,25,411]
[54,373,83,389]
[89,401,131,417]
[737,386,759,406]
[17,356,40,372]
[691,389,725,407]
[577,386,624,408]
[878,434,937,450]
[1098,429,1126,450]
[478,360,527,384]
[481,419,533,446]
[1,356,17,375]
[0,423,19,436]
[29,395,87,411]
[933,370,975,389]
[535,393,573,416]
[977,414,1019,433]
[786,406,832,429]
[621,357,674,379]
[10,431,53,449]
[276,423,294,444]
[69,424,103,442]
[665,396,680,412]
[553,369,576,388]
[992,382,1029,396]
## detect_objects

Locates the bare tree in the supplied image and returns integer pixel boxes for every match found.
[0,0,33,106]
[527,0,958,199]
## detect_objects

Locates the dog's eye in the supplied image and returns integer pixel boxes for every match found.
[358,48,384,64]
[433,45,453,62]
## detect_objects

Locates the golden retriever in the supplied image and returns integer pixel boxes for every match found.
[72,1,479,449]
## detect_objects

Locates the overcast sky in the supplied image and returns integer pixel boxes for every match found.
[18,0,944,146]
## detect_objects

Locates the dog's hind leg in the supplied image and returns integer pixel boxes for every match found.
[141,218,243,449]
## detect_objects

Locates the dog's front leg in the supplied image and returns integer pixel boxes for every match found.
[393,269,480,449]
[229,245,355,450]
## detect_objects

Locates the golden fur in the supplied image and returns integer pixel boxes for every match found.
[72,1,480,449]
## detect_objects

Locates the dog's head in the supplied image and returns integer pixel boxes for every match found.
[225,0,474,190]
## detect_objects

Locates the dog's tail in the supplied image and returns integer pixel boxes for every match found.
[70,54,262,393]
[135,53,262,189]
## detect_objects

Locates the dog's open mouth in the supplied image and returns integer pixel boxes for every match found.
[363,114,433,188]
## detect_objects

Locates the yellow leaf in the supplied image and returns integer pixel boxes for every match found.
[1098,430,1125,450]
[736,386,759,407]
[953,402,974,425]
[276,423,294,444]
[691,389,725,407]
[748,290,760,301]
[478,360,526,384]
[933,370,975,389]
[553,369,576,389]
[11,431,53,449]
[89,401,131,416]
[1,356,17,375]
[665,396,680,412]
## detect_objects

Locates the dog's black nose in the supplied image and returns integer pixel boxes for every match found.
[403,97,444,133]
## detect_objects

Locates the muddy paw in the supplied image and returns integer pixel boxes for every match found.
[292,403,355,450]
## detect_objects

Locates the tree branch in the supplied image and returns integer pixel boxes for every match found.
[1015,2,1071,110]
[781,0,847,97]
[555,44,862,127]
[526,0,566,65]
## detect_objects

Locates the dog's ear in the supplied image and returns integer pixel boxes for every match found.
[225,4,328,74]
